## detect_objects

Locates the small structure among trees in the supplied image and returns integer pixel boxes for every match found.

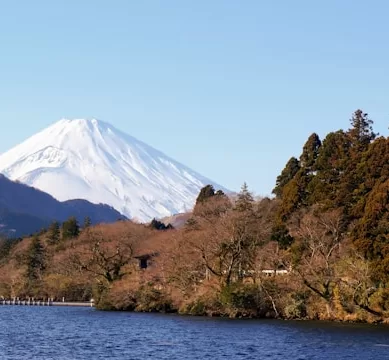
[134,252,158,269]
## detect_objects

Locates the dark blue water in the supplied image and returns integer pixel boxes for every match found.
[0,306,388,359]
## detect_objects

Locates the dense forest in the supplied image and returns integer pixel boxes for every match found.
[1,109,389,322]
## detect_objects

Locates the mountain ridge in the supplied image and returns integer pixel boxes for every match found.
[0,118,227,221]
[0,174,125,237]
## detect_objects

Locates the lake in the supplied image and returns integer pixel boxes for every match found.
[0,306,388,359]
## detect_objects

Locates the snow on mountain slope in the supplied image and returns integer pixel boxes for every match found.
[0,118,227,221]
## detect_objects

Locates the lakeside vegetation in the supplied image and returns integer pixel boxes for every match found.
[1,109,389,323]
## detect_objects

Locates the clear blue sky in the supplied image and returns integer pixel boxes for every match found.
[1,1,389,195]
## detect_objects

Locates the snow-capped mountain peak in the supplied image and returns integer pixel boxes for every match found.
[0,118,227,221]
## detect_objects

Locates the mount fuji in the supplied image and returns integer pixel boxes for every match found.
[0,118,227,221]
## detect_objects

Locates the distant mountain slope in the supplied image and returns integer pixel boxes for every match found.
[159,213,191,229]
[0,207,50,238]
[0,118,228,221]
[0,174,125,237]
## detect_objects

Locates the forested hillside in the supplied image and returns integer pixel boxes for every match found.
[1,109,389,322]
[273,109,389,282]
[0,174,125,237]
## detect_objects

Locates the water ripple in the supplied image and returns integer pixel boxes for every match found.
[0,307,388,359]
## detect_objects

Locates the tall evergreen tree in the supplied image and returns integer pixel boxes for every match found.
[307,130,350,207]
[300,133,321,171]
[348,109,376,151]
[62,216,80,240]
[83,216,92,229]
[234,182,254,212]
[353,179,389,281]
[277,177,303,220]
[47,221,60,245]
[289,133,322,207]
[335,110,377,216]
[273,157,300,198]
[271,223,294,250]
[26,235,45,282]
[351,136,389,215]
[195,185,215,205]
[193,185,231,217]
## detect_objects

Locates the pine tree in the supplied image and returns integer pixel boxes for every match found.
[83,216,92,229]
[26,235,45,282]
[62,216,80,240]
[351,137,389,214]
[272,157,300,198]
[334,110,377,215]
[353,179,389,281]
[195,185,215,205]
[271,224,294,250]
[193,185,231,217]
[234,182,254,212]
[277,177,302,220]
[307,130,350,207]
[47,221,60,245]
[149,218,174,230]
[300,133,321,171]
[348,109,376,150]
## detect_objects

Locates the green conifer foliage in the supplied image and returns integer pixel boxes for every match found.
[83,216,92,229]
[353,179,389,281]
[307,130,350,206]
[352,137,389,217]
[337,110,377,215]
[271,223,294,250]
[193,185,230,217]
[277,177,302,221]
[272,157,300,198]
[234,182,254,212]
[348,109,376,151]
[149,218,174,230]
[195,185,215,204]
[300,133,321,171]
[215,190,226,197]
[62,216,80,240]
[47,221,60,245]
[26,235,45,282]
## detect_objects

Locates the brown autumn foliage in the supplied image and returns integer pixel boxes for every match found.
[0,183,386,322]
[1,109,389,322]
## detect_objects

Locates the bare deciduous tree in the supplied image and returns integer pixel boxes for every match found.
[192,207,263,286]
[70,222,148,283]
[287,206,344,316]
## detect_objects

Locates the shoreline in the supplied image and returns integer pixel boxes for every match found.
[0,300,93,307]
[1,300,388,325]
[94,307,389,325]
